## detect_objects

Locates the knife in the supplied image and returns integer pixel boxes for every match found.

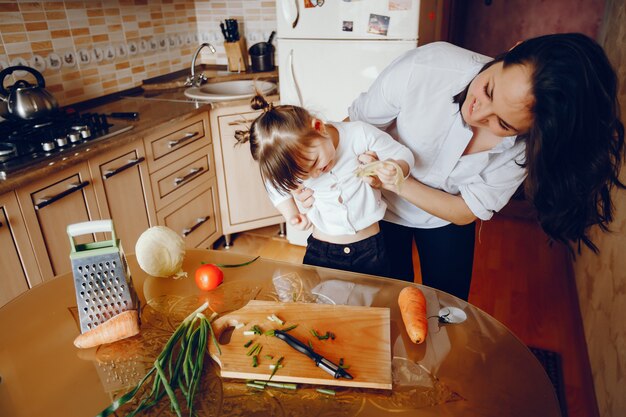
[273,330,353,379]
[219,22,229,41]
[232,20,239,41]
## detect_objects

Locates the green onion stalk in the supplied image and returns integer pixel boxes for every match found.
[96,301,220,417]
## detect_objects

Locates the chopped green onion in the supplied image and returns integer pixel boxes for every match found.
[316,388,336,396]
[246,342,260,356]
[213,256,260,268]
[244,340,253,348]
[252,355,258,367]
[246,382,265,390]
[338,357,351,369]
[264,329,276,336]
[234,322,245,329]
[267,314,285,325]
[264,355,273,360]
[243,330,256,336]
[268,356,284,380]
[253,381,297,390]
[307,340,313,349]
[252,325,263,335]
[281,324,298,332]
[310,329,331,340]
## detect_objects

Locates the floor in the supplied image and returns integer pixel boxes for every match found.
[214,208,598,417]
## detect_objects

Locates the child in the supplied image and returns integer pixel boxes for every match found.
[235,94,414,277]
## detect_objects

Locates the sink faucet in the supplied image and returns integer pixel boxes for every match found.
[187,43,216,87]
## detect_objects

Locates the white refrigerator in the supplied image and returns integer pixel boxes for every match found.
[276,0,420,245]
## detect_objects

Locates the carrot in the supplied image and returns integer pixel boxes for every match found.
[398,286,428,344]
[73,310,140,349]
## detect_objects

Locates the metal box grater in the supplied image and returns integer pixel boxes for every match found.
[68,220,138,333]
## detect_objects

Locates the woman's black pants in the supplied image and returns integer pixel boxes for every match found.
[380,220,475,301]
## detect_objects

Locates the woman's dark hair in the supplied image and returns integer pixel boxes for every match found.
[234,94,320,194]
[455,33,625,253]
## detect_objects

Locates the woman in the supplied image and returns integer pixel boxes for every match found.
[298,33,624,301]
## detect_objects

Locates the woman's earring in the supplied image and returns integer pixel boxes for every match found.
[313,119,322,131]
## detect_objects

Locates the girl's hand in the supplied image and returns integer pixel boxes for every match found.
[292,185,315,209]
[358,151,382,189]
[290,213,312,231]
[358,150,379,165]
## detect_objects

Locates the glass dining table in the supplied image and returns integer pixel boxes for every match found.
[0,249,561,417]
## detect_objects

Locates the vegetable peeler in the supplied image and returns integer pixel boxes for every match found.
[274,330,353,379]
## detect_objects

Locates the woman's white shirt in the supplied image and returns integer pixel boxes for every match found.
[265,121,415,236]
[348,42,528,229]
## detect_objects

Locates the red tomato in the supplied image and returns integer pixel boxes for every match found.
[194,264,224,291]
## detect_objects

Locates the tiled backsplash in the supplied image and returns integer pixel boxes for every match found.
[0,0,276,106]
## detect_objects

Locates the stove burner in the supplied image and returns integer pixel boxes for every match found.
[68,130,81,143]
[0,111,134,179]
[42,141,55,152]
[55,136,68,147]
[72,125,91,139]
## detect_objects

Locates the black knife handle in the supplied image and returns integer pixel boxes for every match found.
[274,330,319,361]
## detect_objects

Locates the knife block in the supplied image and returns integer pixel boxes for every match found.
[224,39,248,72]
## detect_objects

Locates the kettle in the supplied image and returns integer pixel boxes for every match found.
[0,65,58,120]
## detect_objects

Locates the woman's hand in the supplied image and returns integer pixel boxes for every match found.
[292,185,315,209]
[376,159,405,191]
[290,213,312,231]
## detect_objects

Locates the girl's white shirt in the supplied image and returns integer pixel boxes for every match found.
[348,42,528,229]
[265,121,414,236]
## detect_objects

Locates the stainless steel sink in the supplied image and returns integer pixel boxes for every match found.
[184,80,276,102]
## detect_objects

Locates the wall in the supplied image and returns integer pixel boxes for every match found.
[451,0,605,57]
[0,0,276,106]
[574,1,626,416]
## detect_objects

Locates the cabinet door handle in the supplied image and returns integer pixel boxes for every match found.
[168,131,200,148]
[35,181,90,210]
[174,166,204,186]
[227,119,256,126]
[103,157,145,179]
[182,216,210,237]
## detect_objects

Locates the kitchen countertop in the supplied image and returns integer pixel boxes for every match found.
[0,65,278,195]
[0,249,561,417]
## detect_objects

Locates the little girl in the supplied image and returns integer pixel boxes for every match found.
[235,94,414,277]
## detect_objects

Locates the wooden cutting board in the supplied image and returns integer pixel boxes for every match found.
[208,300,392,390]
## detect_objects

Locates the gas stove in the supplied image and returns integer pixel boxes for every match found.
[0,112,134,180]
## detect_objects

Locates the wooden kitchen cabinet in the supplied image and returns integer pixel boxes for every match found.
[0,191,41,307]
[16,162,101,280]
[144,112,222,248]
[209,103,282,247]
[88,140,157,254]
